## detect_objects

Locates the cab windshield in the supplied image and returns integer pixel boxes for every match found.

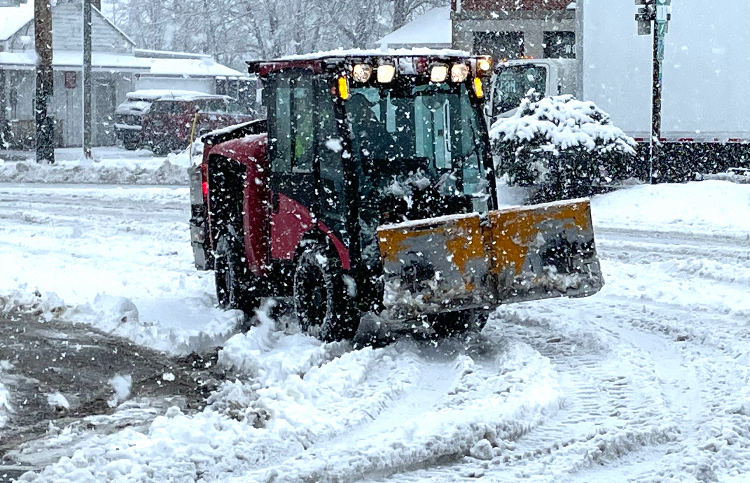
[345,80,488,209]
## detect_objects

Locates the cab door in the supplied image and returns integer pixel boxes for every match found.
[267,71,317,262]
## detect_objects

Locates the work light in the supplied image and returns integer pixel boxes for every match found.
[353,64,372,83]
[377,64,396,83]
[430,64,448,83]
[477,58,492,73]
[451,64,469,82]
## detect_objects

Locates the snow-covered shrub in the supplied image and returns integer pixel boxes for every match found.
[490,92,638,201]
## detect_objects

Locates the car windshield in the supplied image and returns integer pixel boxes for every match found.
[195,99,229,113]
[492,65,547,116]
[346,80,487,204]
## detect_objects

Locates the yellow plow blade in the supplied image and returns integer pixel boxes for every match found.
[377,199,604,318]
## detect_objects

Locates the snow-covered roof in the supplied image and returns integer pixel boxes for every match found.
[0,51,152,71]
[0,2,33,41]
[275,47,470,62]
[0,50,244,77]
[377,7,452,48]
[144,57,244,77]
[126,89,227,101]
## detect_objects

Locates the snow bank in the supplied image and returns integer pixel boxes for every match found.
[591,180,750,236]
[490,94,637,155]
[0,147,193,185]
[18,328,562,483]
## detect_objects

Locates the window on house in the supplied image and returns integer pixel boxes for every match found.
[543,31,576,59]
[473,31,524,60]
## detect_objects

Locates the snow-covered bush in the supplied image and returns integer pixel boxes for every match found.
[490,92,638,201]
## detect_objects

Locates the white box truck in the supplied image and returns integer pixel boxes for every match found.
[490,0,750,143]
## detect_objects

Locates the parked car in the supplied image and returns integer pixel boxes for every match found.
[114,90,165,150]
[115,90,255,154]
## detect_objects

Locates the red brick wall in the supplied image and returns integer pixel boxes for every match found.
[452,0,571,10]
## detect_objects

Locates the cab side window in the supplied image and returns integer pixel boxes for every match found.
[267,72,314,173]
[269,76,292,172]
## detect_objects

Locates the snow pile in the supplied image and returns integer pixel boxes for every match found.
[0,184,243,356]
[591,180,750,237]
[0,147,194,185]
[491,93,638,200]
[490,94,637,155]
[18,326,562,483]
[108,374,133,408]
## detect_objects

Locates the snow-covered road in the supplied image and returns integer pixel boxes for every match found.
[0,173,747,483]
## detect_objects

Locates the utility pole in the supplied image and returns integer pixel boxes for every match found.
[83,0,93,159]
[34,0,55,163]
[635,0,671,183]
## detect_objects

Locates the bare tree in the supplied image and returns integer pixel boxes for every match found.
[104,0,449,69]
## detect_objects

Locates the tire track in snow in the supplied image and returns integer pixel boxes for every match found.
[229,337,562,483]
[368,225,749,482]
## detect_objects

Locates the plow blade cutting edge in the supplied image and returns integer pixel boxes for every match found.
[377,198,604,318]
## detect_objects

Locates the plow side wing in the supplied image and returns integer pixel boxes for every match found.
[377,199,604,318]
[485,198,604,305]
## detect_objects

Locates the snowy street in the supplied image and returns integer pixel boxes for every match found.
[0,160,748,482]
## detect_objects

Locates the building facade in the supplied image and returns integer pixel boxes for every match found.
[451,0,576,60]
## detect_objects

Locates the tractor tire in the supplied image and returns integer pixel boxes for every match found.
[430,309,488,337]
[215,233,259,314]
[293,244,358,342]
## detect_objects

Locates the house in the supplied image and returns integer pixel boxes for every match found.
[0,0,249,148]
[377,7,452,50]
[451,0,577,60]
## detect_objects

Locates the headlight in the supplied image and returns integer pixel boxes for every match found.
[377,64,396,83]
[430,64,448,83]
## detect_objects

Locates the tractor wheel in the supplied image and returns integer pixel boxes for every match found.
[215,233,259,314]
[430,309,488,337]
[293,244,358,342]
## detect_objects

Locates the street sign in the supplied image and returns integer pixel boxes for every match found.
[635,2,655,36]
[0,0,29,6]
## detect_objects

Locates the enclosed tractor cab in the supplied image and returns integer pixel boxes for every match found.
[189,51,604,342]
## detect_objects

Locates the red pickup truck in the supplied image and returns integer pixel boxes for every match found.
[115,90,255,155]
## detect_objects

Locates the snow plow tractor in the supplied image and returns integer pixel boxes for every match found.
[188,51,604,341]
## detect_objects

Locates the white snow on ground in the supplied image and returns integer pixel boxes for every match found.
[0,152,748,482]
